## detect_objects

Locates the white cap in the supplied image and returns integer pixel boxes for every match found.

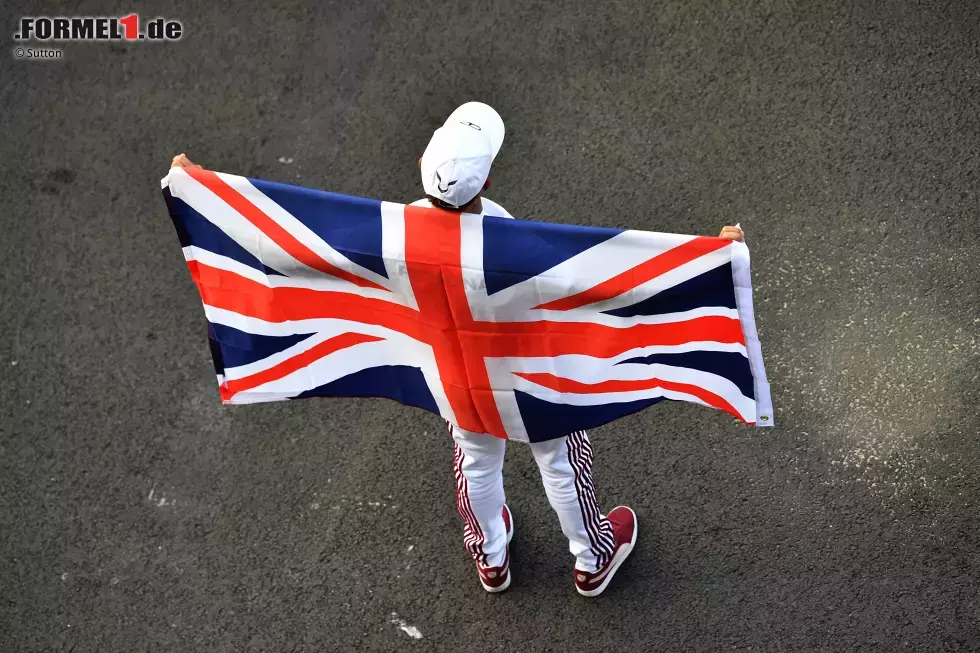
[421,102,505,208]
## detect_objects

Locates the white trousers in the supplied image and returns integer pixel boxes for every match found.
[451,424,616,573]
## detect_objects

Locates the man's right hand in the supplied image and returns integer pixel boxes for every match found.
[171,153,202,169]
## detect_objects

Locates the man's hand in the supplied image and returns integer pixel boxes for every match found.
[171,153,202,169]
[718,225,744,242]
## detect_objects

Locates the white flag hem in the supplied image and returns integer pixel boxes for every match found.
[729,240,774,426]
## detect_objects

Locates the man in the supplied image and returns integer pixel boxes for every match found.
[169,102,743,597]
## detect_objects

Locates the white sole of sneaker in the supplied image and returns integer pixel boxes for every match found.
[575,506,638,598]
[479,505,515,593]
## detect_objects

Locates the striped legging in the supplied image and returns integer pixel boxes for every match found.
[450,424,615,572]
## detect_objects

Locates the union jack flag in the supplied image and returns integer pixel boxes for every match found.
[162,168,773,442]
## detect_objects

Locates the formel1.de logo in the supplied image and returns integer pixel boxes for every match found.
[15,15,183,41]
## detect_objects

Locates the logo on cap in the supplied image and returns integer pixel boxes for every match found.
[435,171,457,193]
[460,121,482,131]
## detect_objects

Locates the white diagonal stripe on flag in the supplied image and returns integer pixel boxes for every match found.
[218,172,395,292]
[183,246,400,301]
[579,245,733,314]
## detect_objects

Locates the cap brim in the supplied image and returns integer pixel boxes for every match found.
[446,102,505,160]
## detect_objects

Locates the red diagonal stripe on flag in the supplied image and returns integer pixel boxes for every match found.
[222,332,384,395]
[534,236,731,311]
[185,260,428,340]
[185,168,387,291]
[513,372,744,421]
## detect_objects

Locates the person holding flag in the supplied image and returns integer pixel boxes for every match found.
[169,102,744,597]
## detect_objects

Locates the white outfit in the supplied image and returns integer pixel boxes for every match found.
[411,197,615,573]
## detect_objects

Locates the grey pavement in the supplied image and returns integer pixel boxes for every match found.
[1,0,978,651]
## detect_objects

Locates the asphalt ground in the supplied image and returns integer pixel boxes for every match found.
[1,0,978,651]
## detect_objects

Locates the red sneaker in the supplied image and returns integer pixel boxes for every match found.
[574,506,637,597]
[477,504,514,593]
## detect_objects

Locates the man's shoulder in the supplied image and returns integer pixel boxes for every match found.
[481,198,515,220]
